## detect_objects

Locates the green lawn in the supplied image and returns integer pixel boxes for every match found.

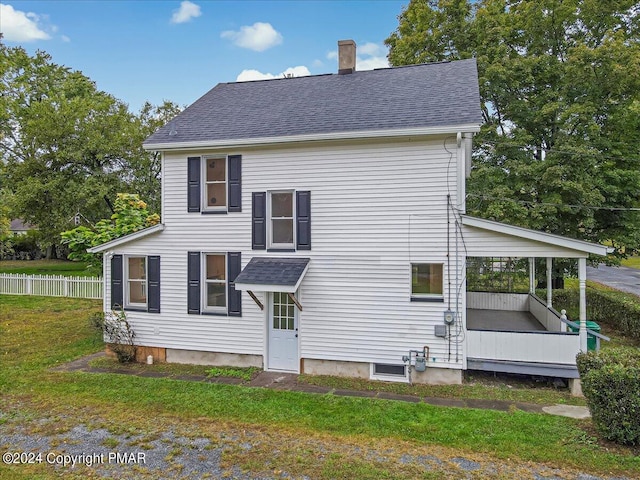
[0,295,638,479]
[0,259,93,276]
[621,256,640,269]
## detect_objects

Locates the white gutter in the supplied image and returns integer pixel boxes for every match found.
[87,224,165,253]
[143,124,482,151]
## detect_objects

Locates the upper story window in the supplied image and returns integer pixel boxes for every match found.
[252,190,311,251]
[411,263,444,302]
[187,155,241,214]
[126,256,147,308]
[269,191,295,249]
[203,157,227,211]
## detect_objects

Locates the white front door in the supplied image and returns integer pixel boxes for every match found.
[268,292,299,372]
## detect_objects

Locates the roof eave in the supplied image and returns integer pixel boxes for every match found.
[87,224,165,253]
[461,216,609,256]
[143,124,482,151]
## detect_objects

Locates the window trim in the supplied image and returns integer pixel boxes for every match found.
[268,190,296,250]
[201,252,228,314]
[124,255,148,309]
[201,155,228,213]
[370,363,409,383]
[410,263,444,300]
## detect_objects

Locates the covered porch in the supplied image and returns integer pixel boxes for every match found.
[461,216,611,381]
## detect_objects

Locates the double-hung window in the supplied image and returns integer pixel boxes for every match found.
[126,256,147,308]
[203,157,227,211]
[187,252,242,316]
[110,255,160,313]
[411,263,444,301]
[252,190,311,251]
[203,253,226,312]
[269,191,295,249]
[187,155,241,213]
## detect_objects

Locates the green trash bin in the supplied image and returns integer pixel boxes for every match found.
[568,320,601,351]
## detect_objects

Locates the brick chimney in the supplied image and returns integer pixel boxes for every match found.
[338,39,356,75]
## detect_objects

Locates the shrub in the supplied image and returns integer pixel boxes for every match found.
[553,287,640,341]
[91,309,136,363]
[576,349,640,446]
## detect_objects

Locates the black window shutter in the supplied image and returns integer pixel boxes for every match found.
[227,252,242,316]
[187,156,201,212]
[252,192,266,250]
[228,155,242,212]
[147,256,161,313]
[111,254,123,309]
[187,251,201,314]
[296,191,311,250]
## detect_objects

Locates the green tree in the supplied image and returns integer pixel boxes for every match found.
[0,46,180,256]
[61,193,160,271]
[0,45,134,254]
[127,101,182,214]
[386,0,640,257]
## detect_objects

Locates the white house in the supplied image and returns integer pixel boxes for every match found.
[90,41,609,390]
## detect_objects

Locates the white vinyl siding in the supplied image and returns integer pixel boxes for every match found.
[106,137,467,369]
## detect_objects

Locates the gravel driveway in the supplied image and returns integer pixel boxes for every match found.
[1,409,632,480]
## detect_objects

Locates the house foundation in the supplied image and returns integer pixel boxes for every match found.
[165,348,263,368]
[302,358,370,379]
[302,358,462,385]
[412,367,462,385]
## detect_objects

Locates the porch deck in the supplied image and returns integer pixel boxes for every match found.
[467,309,545,332]
[466,293,581,379]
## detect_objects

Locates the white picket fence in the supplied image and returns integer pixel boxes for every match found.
[0,273,103,299]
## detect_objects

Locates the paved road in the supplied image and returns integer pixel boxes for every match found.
[587,264,640,296]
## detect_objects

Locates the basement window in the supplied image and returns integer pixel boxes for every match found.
[371,363,408,382]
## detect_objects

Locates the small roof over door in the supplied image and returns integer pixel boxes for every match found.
[234,257,310,293]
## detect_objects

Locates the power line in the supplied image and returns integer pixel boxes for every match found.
[467,193,640,212]
[475,139,640,163]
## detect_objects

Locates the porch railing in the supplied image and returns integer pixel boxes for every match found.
[528,293,610,349]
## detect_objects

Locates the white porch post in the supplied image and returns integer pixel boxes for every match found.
[529,258,535,294]
[546,257,553,308]
[579,257,588,352]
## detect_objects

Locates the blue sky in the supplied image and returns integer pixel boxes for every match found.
[1,0,407,112]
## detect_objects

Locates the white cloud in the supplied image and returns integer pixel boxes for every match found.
[356,54,389,71]
[312,59,324,68]
[236,65,311,82]
[0,3,51,42]
[358,42,384,57]
[326,42,389,71]
[221,22,282,52]
[61,35,70,43]
[170,1,201,24]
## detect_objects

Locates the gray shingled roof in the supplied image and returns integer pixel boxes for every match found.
[234,257,310,287]
[144,59,482,146]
